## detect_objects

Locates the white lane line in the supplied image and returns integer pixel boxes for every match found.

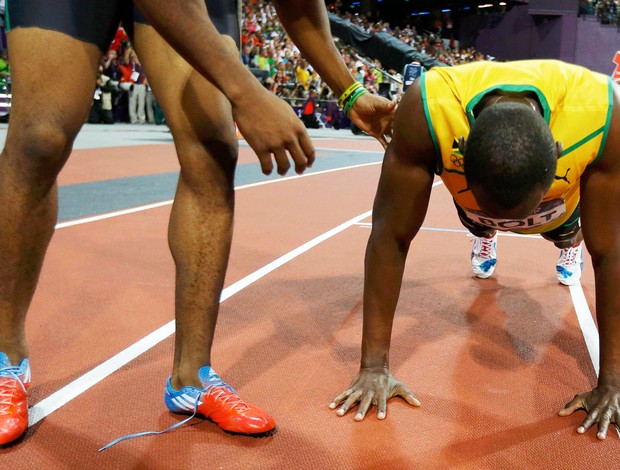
[314,147,384,154]
[570,281,620,437]
[28,210,373,426]
[55,201,174,229]
[54,162,381,230]
[357,214,603,376]
[568,284,599,376]
[354,223,544,239]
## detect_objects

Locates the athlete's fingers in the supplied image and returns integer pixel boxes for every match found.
[376,391,388,420]
[577,409,599,434]
[298,131,315,167]
[286,139,310,175]
[272,148,291,176]
[354,391,375,421]
[558,395,585,416]
[397,385,421,407]
[597,411,612,440]
[330,388,353,409]
[255,150,274,175]
[337,390,363,417]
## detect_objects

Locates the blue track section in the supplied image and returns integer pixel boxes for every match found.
[57,150,383,222]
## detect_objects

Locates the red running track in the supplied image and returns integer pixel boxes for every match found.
[0,133,615,469]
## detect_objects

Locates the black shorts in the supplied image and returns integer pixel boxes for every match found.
[134,0,240,48]
[455,200,581,243]
[6,0,240,53]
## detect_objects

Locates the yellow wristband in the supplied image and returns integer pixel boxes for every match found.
[338,82,363,108]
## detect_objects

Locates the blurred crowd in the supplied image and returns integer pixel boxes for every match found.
[91,28,158,125]
[581,0,620,25]
[2,1,494,126]
[0,1,559,126]
[241,0,490,105]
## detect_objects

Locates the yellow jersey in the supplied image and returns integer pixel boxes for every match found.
[421,60,613,234]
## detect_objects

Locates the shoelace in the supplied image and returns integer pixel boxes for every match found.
[98,383,253,451]
[559,245,580,265]
[99,389,206,451]
[207,387,251,413]
[477,236,495,258]
[0,367,27,416]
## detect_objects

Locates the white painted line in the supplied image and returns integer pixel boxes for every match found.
[54,162,381,230]
[55,201,173,229]
[568,283,618,436]
[354,223,545,239]
[568,283,599,376]
[28,209,373,426]
[231,161,381,191]
[314,147,384,154]
[469,232,542,240]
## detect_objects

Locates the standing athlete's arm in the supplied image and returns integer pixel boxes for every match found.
[272,0,396,148]
[329,79,436,420]
[134,0,314,176]
[559,83,620,440]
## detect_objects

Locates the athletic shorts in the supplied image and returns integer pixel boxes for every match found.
[134,0,240,48]
[455,200,581,243]
[6,0,240,53]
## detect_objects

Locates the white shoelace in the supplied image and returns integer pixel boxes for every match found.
[0,367,27,416]
[559,244,581,266]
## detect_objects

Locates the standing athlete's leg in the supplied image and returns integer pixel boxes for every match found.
[134,20,275,436]
[0,28,102,445]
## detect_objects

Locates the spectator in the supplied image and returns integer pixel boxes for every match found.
[300,87,321,129]
[145,80,157,124]
[0,49,9,82]
[124,49,147,124]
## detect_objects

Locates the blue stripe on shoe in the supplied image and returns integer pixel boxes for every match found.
[480,259,497,272]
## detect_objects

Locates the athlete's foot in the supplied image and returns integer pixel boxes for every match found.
[165,365,276,436]
[556,242,584,286]
[0,352,31,445]
[471,233,498,279]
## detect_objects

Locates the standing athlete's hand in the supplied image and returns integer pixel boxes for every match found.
[559,384,620,439]
[232,86,315,176]
[329,366,420,420]
[348,93,397,150]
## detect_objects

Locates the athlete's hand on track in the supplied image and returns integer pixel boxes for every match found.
[559,384,620,439]
[232,87,315,176]
[348,93,397,150]
[329,367,420,420]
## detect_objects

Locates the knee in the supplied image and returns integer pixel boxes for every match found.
[178,135,238,201]
[4,123,74,182]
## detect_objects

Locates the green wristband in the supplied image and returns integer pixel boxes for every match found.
[344,87,369,117]
[338,82,363,108]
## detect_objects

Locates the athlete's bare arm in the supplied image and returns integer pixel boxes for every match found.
[134,0,314,176]
[273,0,396,148]
[329,79,435,420]
[559,83,620,440]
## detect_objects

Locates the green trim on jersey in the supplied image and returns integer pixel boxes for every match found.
[465,84,551,125]
[420,73,441,158]
[5,3,10,31]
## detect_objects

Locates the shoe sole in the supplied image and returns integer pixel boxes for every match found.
[205,417,277,438]
[474,271,494,279]
[168,410,278,438]
[0,430,27,448]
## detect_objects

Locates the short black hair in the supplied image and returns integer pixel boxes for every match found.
[464,102,557,210]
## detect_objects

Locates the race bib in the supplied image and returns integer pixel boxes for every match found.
[463,199,566,231]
